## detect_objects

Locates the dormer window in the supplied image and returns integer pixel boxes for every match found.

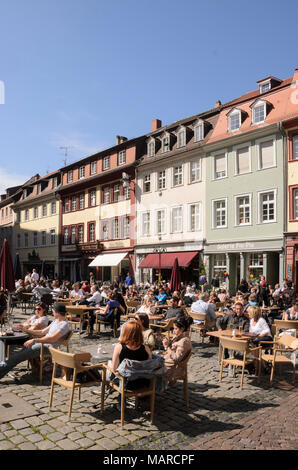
[147,139,155,157]
[37,184,42,194]
[227,108,241,132]
[194,121,204,142]
[260,82,271,93]
[251,99,267,124]
[161,134,170,153]
[177,128,186,148]
[257,76,282,95]
[79,166,85,179]
[52,177,58,189]
[23,189,28,199]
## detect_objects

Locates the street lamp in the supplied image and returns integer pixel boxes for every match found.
[153,247,166,284]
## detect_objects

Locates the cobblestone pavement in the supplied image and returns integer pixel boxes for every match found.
[0,308,297,451]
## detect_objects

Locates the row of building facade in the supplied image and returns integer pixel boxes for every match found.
[1,68,298,294]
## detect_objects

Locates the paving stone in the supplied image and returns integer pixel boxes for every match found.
[0,440,14,450]
[57,439,80,450]
[74,438,94,448]
[4,430,17,438]
[100,429,118,438]
[37,424,56,435]
[18,442,38,450]
[95,438,120,450]
[48,432,66,442]
[10,419,30,430]
[19,427,35,436]
[35,440,57,450]
[26,433,44,443]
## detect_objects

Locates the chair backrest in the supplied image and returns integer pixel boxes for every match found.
[277,334,298,349]
[59,330,73,344]
[66,306,86,315]
[126,300,139,308]
[220,337,250,353]
[189,312,206,322]
[179,350,192,368]
[163,318,175,330]
[216,302,224,309]
[49,347,78,369]
[274,320,298,334]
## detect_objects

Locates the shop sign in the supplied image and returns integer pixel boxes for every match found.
[216,242,255,251]
[61,245,77,252]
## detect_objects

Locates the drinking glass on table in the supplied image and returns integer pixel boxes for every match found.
[229,323,233,333]
[239,325,243,336]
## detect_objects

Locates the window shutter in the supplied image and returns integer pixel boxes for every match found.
[260,140,274,168]
[215,155,226,176]
[237,147,250,174]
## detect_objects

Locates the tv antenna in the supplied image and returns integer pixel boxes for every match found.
[60,146,72,166]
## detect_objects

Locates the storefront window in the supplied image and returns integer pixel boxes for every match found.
[213,254,226,281]
[248,253,263,281]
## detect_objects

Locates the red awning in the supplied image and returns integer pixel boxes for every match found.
[138,251,199,269]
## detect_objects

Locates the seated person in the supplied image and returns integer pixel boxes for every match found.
[172,291,183,307]
[137,298,156,316]
[18,302,49,332]
[247,306,272,345]
[209,291,220,304]
[32,281,53,300]
[248,294,258,307]
[136,313,155,351]
[162,315,193,386]
[216,302,250,332]
[81,281,91,293]
[283,301,298,321]
[0,290,7,315]
[155,288,168,305]
[282,292,294,310]
[152,297,184,322]
[70,282,85,301]
[96,293,125,329]
[109,320,152,410]
[271,294,284,309]
[191,293,216,330]
[240,293,250,313]
[0,303,70,380]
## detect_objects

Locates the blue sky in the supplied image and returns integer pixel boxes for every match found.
[0,0,297,191]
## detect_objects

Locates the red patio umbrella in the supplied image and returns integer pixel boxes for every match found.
[170,257,181,292]
[0,239,15,292]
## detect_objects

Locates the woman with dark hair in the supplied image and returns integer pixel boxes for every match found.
[18,302,49,332]
[135,312,155,350]
[96,292,125,327]
[162,315,193,386]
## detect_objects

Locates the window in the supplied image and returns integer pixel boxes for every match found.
[103,187,110,204]
[113,184,120,202]
[235,146,250,175]
[236,195,251,225]
[252,103,266,124]
[213,199,227,228]
[79,193,85,210]
[71,196,76,212]
[24,209,29,221]
[123,216,130,238]
[79,166,85,179]
[157,209,166,235]
[71,226,76,244]
[52,177,58,189]
[33,231,38,247]
[142,212,150,236]
[214,154,227,179]
[173,166,183,186]
[177,128,186,148]
[67,170,73,183]
[258,138,275,169]
[51,201,56,215]
[158,170,166,190]
[118,150,126,165]
[148,140,155,157]
[172,207,183,233]
[16,234,21,249]
[42,204,47,217]
[143,175,151,193]
[37,184,42,194]
[259,191,276,223]
[213,254,227,281]
[65,198,70,213]
[102,223,109,240]
[78,225,84,243]
[162,135,170,153]
[292,135,298,160]
[228,110,241,132]
[248,253,264,280]
[64,228,69,245]
[90,190,96,207]
[41,230,47,246]
[103,155,110,170]
[194,122,204,142]
[123,185,130,199]
[24,232,29,248]
[50,229,56,246]
[260,82,270,93]
[294,189,298,220]
[16,211,20,223]
[189,203,200,231]
[88,223,95,242]
[190,160,201,183]
[112,219,119,239]
[23,189,28,199]
[90,161,97,175]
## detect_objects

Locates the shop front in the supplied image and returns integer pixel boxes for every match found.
[88,251,134,283]
[285,233,298,293]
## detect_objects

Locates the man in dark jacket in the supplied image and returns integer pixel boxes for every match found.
[216,303,250,332]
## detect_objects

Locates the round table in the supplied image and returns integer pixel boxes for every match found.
[0,331,30,362]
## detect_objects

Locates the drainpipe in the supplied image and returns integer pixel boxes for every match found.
[278,121,287,282]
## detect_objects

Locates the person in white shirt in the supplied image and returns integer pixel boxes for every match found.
[86,285,102,305]
[191,293,216,329]
[24,272,32,284]
[18,302,49,332]
[137,298,156,316]
[247,306,272,345]
[70,282,85,301]
[31,269,39,284]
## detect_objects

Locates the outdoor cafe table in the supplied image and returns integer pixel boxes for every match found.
[0,331,30,363]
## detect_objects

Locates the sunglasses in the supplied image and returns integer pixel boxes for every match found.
[35,307,42,311]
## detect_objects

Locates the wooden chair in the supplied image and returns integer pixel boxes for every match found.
[149,318,175,339]
[188,312,207,343]
[66,306,90,336]
[29,331,73,383]
[216,302,225,310]
[125,300,139,314]
[0,308,7,326]
[258,334,298,386]
[169,351,192,407]
[219,337,261,389]
[100,362,156,427]
[48,348,103,418]
[273,320,298,338]
[95,308,120,338]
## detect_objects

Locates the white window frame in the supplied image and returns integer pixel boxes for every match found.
[88,223,95,242]
[79,166,85,179]
[294,189,298,220]
[161,134,170,153]
[40,230,47,247]
[24,209,29,221]
[228,109,241,132]
[123,216,130,238]
[90,161,97,175]
[64,228,69,245]
[118,150,126,165]
[259,80,271,94]
[102,223,109,240]
[177,128,186,148]
[67,170,73,183]
[90,190,96,207]
[103,187,110,204]
[52,177,58,189]
[103,155,110,170]
[189,159,201,183]
[49,228,56,246]
[188,202,201,232]
[257,189,277,224]
[252,99,267,124]
[79,193,85,210]
[293,134,298,161]
[147,139,155,157]
[212,151,228,180]
[24,232,29,248]
[156,209,166,235]
[212,198,228,229]
[71,226,76,245]
[141,212,151,237]
[256,135,276,171]
[172,165,183,187]
[71,196,76,212]
[78,225,84,243]
[157,169,166,190]
[113,184,120,202]
[194,121,204,142]
[171,206,183,233]
[51,201,56,215]
[233,143,252,176]
[42,204,47,217]
[33,231,38,247]
[143,174,151,193]
[234,193,252,226]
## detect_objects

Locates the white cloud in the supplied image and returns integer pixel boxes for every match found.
[0,168,29,194]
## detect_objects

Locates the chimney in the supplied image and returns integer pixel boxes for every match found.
[116,136,128,145]
[215,100,222,108]
[152,119,162,131]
